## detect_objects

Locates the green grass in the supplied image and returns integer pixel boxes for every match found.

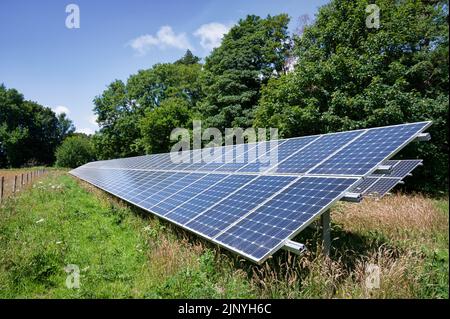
[0,172,253,298]
[0,172,448,298]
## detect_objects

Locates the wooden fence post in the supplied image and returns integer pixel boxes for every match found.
[0,176,4,203]
[13,175,17,194]
[21,173,24,186]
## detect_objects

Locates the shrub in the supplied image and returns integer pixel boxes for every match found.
[55,136,96,168]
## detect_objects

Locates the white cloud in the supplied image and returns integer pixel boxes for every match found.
[194,22,231,51]
[88,114,98,126]
[76,128,95,135]
[128,26,192,55]
[53,105,70,115]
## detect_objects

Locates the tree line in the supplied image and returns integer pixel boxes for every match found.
[1,0,448,193]
[92,0,448,193]
[0,84,76,167]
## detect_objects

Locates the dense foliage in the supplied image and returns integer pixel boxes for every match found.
[254,0,449,192]
[92,2,447,193]
[92,51,202,159]
[0,84,75,167]
[55,135,96,168]
[197,14,291,131]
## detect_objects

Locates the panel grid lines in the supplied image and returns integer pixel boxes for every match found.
[70,121,430,263]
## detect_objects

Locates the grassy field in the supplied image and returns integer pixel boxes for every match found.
[0,171,448,298]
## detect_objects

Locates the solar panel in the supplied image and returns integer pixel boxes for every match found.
[373,159,423,178]
[310,122,429,176]
[351,177,378,194]
[214,177,359,260]
[70,121,430,263]
[273,130,362,173]
[363,178,401,196]
[148,173,228,215]
[186,175,296,237]
[351,159,423,197]
[227,136,319,173]
[165,174,257,224]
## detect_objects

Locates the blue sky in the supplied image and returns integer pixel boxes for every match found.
[0,0,329,134]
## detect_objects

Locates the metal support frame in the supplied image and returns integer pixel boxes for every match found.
[415,133,431,142]
[373,165,393,174]
[341,192,362,203]
[321,210,331,257]
[282,240,306,255]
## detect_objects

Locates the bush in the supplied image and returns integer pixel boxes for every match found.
[55,136,96,168]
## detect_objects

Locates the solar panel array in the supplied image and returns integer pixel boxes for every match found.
[70,121,430,263]
[351,159,423,197]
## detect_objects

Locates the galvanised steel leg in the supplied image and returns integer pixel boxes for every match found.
[321,210,331,257]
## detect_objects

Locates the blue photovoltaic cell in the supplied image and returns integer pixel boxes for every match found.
[73,168,153,197]
[215,177,358,260]
[275,130,363,173]
[140,173,206,208]
[364,178,400,196]
[149,173,228,215]
[235,140,285,172]
[213,143,259,172]
[121,171,176,200]
[133,172,196,207]
[177,149,207,171]
[165,174,256,225]
[276,136,319,160]
[176,146,231,171]
[238,136,318,173]
[351,177,378,194]
[311,122,429,176]
[186,175,296,237]
[195,145,238,171]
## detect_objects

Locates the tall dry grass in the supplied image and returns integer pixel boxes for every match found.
[145,232,204,281]
[249,245,425,299]
[344,246,423,298]
[76,178,448,298]
[250,194,448,299]
[333,193,448,244]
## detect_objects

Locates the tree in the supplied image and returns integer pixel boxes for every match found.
[55,135,96,168]
[138,97,192,154]
[0,84,73,167]
[56,113,76,141]
[92,79,142,159]
[255,0,449,192]
[93,58,202,159]
[175,49,201,65]
[197,14,291,132]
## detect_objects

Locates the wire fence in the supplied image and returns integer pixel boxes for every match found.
[0,169,48,203]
